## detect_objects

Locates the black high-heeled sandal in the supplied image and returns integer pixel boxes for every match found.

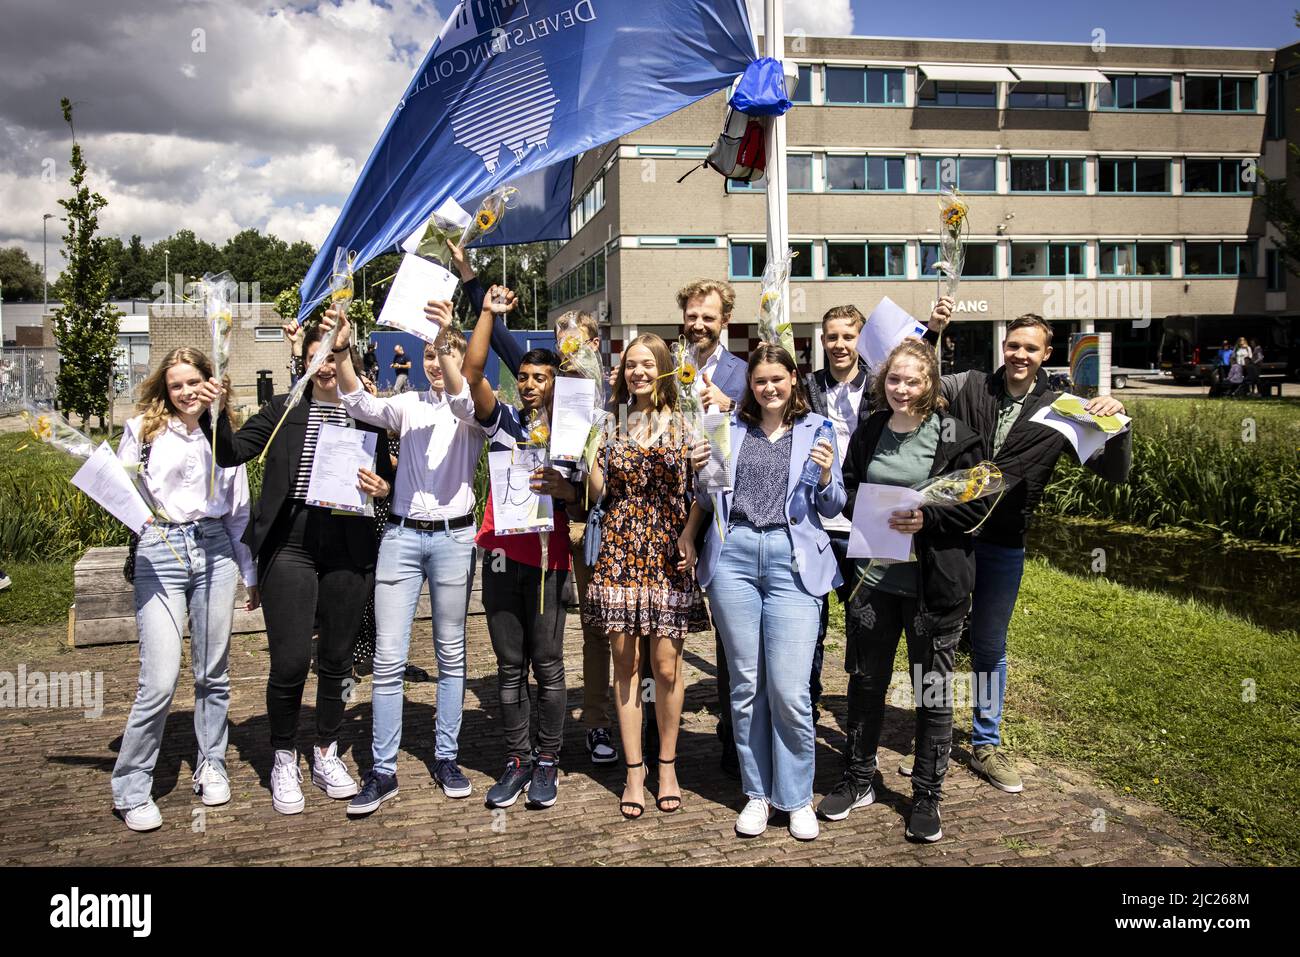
[621,761,645,820]
[655,756,681,813]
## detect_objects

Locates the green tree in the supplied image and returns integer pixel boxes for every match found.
[0,246,45,301]
[273,284,301,324]
[50,98,121,429]
[464,242,553,329]
[150,229,223,298]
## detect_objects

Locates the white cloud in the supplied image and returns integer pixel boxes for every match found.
[746,0,854,38]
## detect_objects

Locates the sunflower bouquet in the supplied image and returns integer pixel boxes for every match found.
[933,186,969,301]
[556,320,605,401]
[671,336,704,443]
[201,270,237,493]
[458,186,520,250]
[756,248,798,361]
[916,461,1004,509]
[18,403,96,459]
[260,247,353,464]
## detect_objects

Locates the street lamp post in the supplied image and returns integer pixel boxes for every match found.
[42,213,55,312]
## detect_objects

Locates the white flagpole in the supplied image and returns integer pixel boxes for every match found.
[763,0,789,356]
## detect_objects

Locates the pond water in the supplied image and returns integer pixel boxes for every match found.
[1026,518,1300,634]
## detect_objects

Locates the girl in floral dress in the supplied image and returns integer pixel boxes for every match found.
[585,333,709,819]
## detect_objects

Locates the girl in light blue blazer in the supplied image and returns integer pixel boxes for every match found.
[682,344,845,841]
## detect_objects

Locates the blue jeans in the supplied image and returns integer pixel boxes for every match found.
[706,523,822,812]
[371,522,477,771]
[970,541,1025,748]
[112,519,237,810]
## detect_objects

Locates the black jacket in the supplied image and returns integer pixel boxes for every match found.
[843,410,990,634]
[804,359,877,432]
[941,367,1132,548]
[203,394,396,567]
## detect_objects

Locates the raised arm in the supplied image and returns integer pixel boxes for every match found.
[449,239,523,378]
[462,284,517,422]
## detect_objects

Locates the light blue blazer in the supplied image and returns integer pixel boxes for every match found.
[696,413,847,597]
[710,347,750,407]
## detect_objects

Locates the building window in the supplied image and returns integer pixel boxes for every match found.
[1184,75,1256,112]
[920,243,998,278]
[1184,242,1255,277]
[792,64,812,104]
[550,251,607,305]
[918,156,997,192]
[1007,82,1085,109]
[1184,158,1253,194]
[254,326,285,342]
[1267,73,1284,140]
[825,155,905,191]
[728,154,814,192]
[1009,157,1084,192]
[1266,248,1286,291]
[1098,74,1172,111]
[569,173,605,235]
[826,242,906,279]
[729,241,814,280]
[1099,242,1171,277]
[1010,242,1085,277]
[1098,158,1170,193]
[824,67,905,105]
[917,81,997,108]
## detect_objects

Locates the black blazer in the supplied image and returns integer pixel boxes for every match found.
[202,394,396,567]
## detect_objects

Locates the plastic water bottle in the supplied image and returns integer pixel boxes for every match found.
[800,421,836,486]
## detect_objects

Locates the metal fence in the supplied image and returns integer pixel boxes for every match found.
[0,347,59,415]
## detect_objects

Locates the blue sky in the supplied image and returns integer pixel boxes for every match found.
[842,0,1298,48]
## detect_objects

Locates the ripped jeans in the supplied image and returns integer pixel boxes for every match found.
[842,586,960,800]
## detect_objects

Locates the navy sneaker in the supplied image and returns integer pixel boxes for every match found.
[485,757,531,808]
[906,790,943,843]
[432,758,472,798]
[527,753,559,808]
[347,769,398,817]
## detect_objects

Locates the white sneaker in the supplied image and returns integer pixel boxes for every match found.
[192,760,231,807]
[788,804,820,841]
[122,799,162,832]
[735,797,772,837]
[312,742,359,799]
[271,749,305,815]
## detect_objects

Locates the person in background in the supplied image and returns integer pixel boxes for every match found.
[320,302,487,816]
[817,339,988,843]
[461,286,580,812]
[1234,336,1251,368]
[0,568,10,592]
[363,341,379,382]
[677,277,749,778]
[199,324,395,816]
[921,301,1130,794]
[687,343,843,841]
[803,305,873,722]
[391,344,412,394]
[584,333,711,819]
[112,347,259,831]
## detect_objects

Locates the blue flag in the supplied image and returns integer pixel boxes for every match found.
[299,0,756,321]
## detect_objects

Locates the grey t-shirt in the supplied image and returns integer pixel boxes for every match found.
[857,415,941,597]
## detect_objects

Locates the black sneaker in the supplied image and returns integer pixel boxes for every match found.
[526,753,559,808]
[816,776,875,821]
[906,791,943,842]
[347,769,399,817]
[586,727,618,765]
[432,758,472,798]
[485,757,531,808]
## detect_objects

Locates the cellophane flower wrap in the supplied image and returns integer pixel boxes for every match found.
[458,186,519,249]
[556,319,605,404]
[19,403,95,459]
[934,187,969,300]
[414,207,466,267]
[916,461,1004,509]
[672,337,704,443]
[259,247,353,464]
[201,270,236,492]
[756,248,797,361]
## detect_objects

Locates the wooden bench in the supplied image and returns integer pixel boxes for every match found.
[71,546,485,647]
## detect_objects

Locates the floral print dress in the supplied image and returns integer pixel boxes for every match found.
[584,436,709,641]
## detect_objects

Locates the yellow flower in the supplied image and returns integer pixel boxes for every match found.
[476,209,497,231]
[677,363,697,386]
[529,424,550,445]
[559,336,580,356]
[942,205,966,230]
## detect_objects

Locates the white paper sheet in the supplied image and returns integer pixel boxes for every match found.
[846,483,925,561]
[548,377,596,462]
[306,424,378,515]
[488,448,554,536]
[857,296,929,373]
[1028,396,1131,464]
[401,197,472,254]
[376,254,460,345]
[71,442,154,534]
[697,411,733,493]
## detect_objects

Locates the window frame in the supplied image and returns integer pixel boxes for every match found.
[1008,156,1085,193]
[727,153,815,193]
[1006,81,1085,110]
[1183,74,1257,113]
[728,240,815,281]
[823,153,906,192]
[917,155,999,193]
[1183,158,1254,195]
[1097,242,1172,278]
[917,79,998,109]
[1098,73,1173,112]
[1183,241,1256,278]
[824,241,907,280]
[919,242,1000,279]
[823,66,906,106]
[1097,157,1172,195]
[1009,241,1086,279]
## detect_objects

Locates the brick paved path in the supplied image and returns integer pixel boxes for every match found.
[0,612,1224,866]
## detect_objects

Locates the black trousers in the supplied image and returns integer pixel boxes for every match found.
[482,554,568,760]
[812,530,854,707]
[259,505,373,751]
[843,587,960,798]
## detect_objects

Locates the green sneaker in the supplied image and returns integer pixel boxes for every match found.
[971,745,1024,793]
[898,752,913,777]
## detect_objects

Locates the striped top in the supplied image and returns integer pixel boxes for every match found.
[291,399,355,501]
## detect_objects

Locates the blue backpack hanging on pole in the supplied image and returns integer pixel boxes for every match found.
[728,57,793,116]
